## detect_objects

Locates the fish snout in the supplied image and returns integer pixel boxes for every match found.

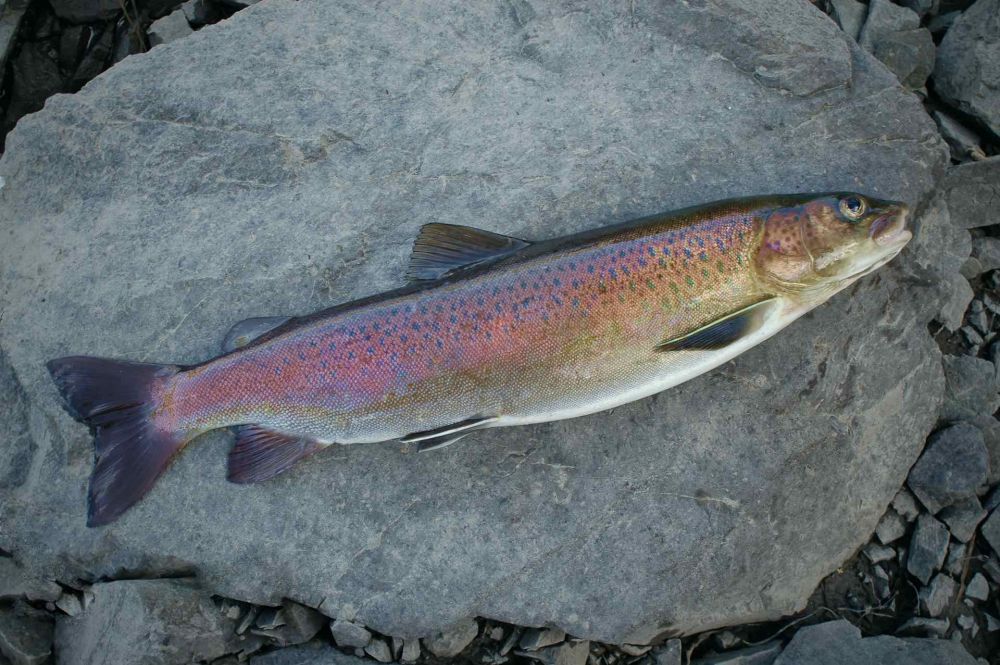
[870,204,911,248]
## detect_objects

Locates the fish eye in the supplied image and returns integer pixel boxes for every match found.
[839,196,866,221]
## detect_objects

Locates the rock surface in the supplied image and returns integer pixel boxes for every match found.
[772,619,977,664]
[939,356,1000,422]
[906,422,989,513]
[0,607,52,665]
[933,0,1000,139]
[941,158,1000,229]
[907,515,950,584]
[0,0,949,644]
[870,28,934,89]
[53,579,258,664]
[858,0,919,52]
[148,9,194,47]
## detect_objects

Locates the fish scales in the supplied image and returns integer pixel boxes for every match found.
[46,192,912,524]
[162,205,760,443]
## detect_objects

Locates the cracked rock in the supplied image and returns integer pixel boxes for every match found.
[907,423,989,513]
[424,618,479,658]
[331,619,372,649]
[918,573,956,617]
[933,0,1000,139]
[907,515,950,584]
[53,579,258,665]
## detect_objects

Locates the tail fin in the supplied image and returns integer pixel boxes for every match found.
[46,356,188,527]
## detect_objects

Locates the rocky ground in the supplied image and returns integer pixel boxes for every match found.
[1,0,999,663]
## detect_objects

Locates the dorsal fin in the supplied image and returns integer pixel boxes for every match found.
[406,223,531,282]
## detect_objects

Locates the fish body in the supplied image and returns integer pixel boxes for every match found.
[47,193,911,525]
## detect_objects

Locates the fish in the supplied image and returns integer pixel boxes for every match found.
[47,192,911,526]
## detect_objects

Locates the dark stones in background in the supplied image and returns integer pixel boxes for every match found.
[906,422,989,513]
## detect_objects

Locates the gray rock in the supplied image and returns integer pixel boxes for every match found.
[933,112,986,163]
[424,618,478,658]
[965,572,989,601]
[973,238,1000,275]
[871,564,891,601]
[960,256,982,281]
[54,592,82,617]
[942,158,1000,229]
[366,637,394,663]
[401,639,420,663]
[48,0,119,22]
[899,0,938,15]
[775,619,975,664]
[182,0,223,26]
[959,325,984,349]
[939,496,987,542]
[941,356,1000,420]
[891,489,920,522]
[523,641,591,665]
[330,619,372,649]
[945,541,967,576]
[148,9,194,47]
[973,415,1000,484]
[520,628,566,650]
[907,423,989,513]
[251,642,368,665]
[907,515,950,584]
[693,641,781,665]
[858,0,920,52]
[934,0,1000,139]
[258,602,325,647]
[0,607,52,665]
[986,613,1000,632]
[871,28,935,89]
[0,0,951,643]
[927,11,960,36]
[910,193,972,331]
[984,556,1000,584]
[0,557,60,602]
[5,42,63,130]
[0,0,29,78]
[918,573,956,616]
[53,579,258,664]
[654,640,683,665]
[863,543,895,564]
[979,510,1000,557]
[829,0,867,41]
[875,509,908,544]
[896,617,950,638]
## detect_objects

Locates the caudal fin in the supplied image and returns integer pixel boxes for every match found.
[46,356,188,527]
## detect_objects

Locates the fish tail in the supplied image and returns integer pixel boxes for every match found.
[46,356,190,527]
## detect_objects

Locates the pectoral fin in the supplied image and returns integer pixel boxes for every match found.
[401,416,497,444]
[407,223,531,282]
[655,298,779,352]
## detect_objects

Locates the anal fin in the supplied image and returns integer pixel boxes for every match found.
[400,416,497,444]
[656,298,779,352]
[227,425,327,484]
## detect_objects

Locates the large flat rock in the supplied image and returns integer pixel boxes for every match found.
[0,0,950,644]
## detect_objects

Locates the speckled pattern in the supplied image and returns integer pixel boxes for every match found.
[161,200,766,443]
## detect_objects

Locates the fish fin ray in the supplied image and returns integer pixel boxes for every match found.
[227,425,327,484]
[406,223,531,282]
[416,432,473,452]
[655,298,780,352]
[46,356,189,527]
[400,416,497,443]
[221,316,292,353]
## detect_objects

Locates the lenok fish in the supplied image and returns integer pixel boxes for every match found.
[48,193,911,526]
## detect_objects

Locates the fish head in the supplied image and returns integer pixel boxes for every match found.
[754,193,911,299]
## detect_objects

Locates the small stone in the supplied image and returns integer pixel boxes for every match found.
[897,0,937,16]
[891,489,920,522]
[985,486,1000,512]
[896,617,950,638]
[620,645,651,656]
[907,422,990,513]
[520,628,566,651]
[858,0,920,52]
[939,496,987,542]
[54,592,83,617]
[957,614,974,630]
[401,639,420,663]
[255,607,284,630]
[653,640,682,665]
[871,565,891,601]
[945,542,967,576]
[691,641,782,665]
[907,514,950,584]
[554,642,590,665]
[148,10,194,48]
[366,637,394,663]
[981,509,1000,556]
[985,613,1000,632]
[927,10,960,35]
[0,607,53,665]
[875,509,907,545]
[871,28,935,89]
[943,159,1000,230]
[237,607,259,635]
[259,601,324,647]
[863,543,895,564]
[500,628,523,656]
[983,556,1000,584]
[960,325,984,348]
[712,631,740,650]
[330,619,372,649]
[961,256,984,280]
[182,0,223,26]
[829,0,867,40]
[918,573,956,616]
[392,636,404,658]
[424,618,479,658]
[965,573,990,601]
[934,111,987,163]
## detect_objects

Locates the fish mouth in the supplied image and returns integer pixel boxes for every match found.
[870,207,911,249]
